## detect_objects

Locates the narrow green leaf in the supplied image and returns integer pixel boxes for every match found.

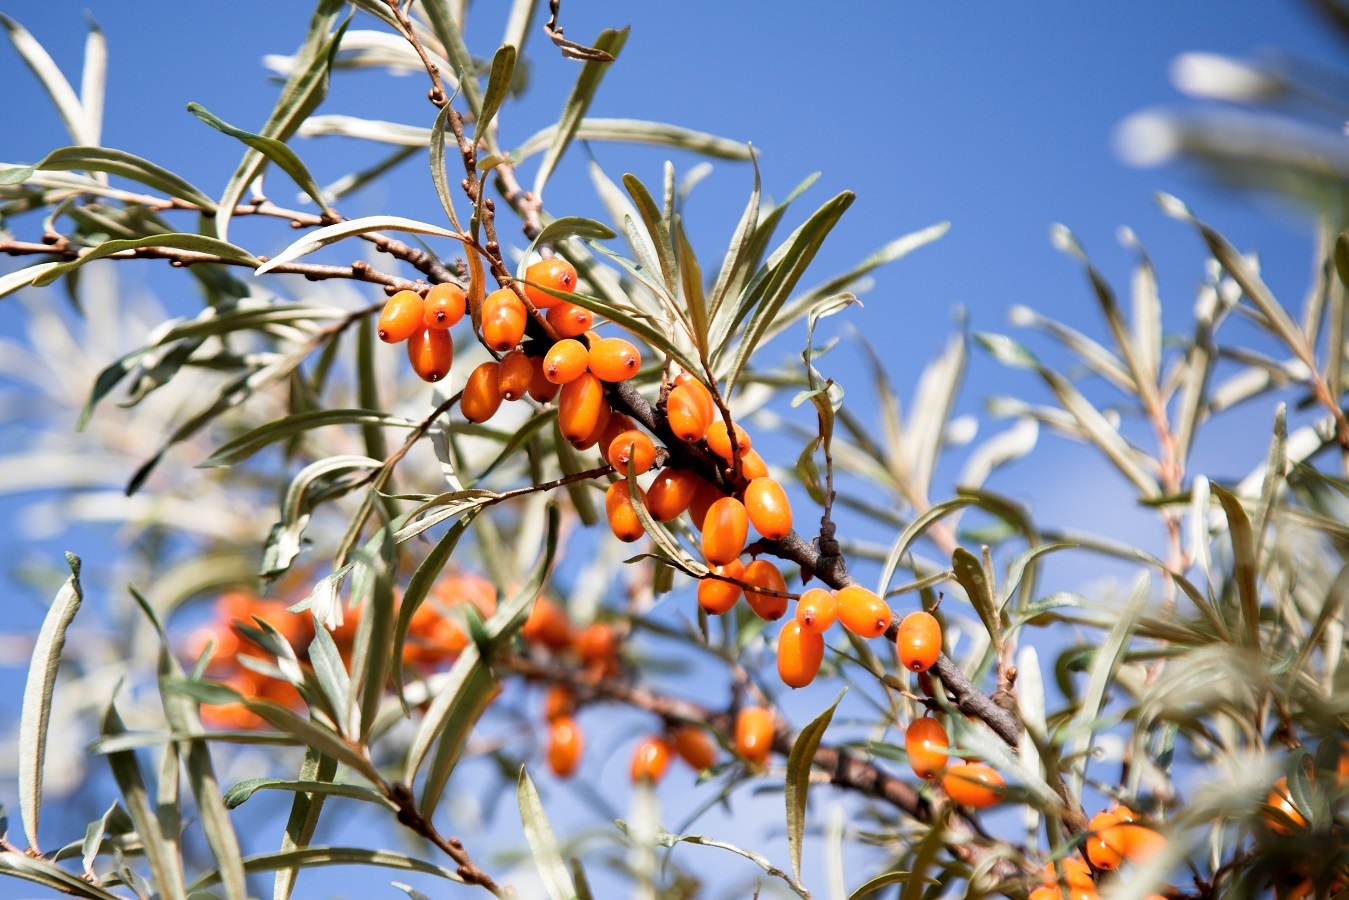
[0,850,125,900]
[617,822,809,899]
[18,552,83,854]
[200,409,413,468]
[786,689,845,883]
[273,747,337,900]
[79,16,106,146]
[516,216,617,283]
[255,214,462,275]
[1212,482,1261,649]
[533,28,629,196]
[79,801,120,881]
[952,547,1001,656]
[0,262,59,300]
[622,173,678,299]
[553,420,598,526]
[849,872,929,899]
[30,146,216,209]
[876,498,974,598]
[33,233,260,287]
[190,846,463,891]
[474,45,516,144]
[224,778,391,810]
[676,218,709,354]
[1,14,90,145]
[518,769,579,900]
[514,118,750,163]
[429,104,464,231]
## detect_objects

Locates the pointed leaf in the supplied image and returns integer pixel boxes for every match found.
[474,45,516,144]
[518,769,578,900]
[786,689,845,883]
[533,28,628,196]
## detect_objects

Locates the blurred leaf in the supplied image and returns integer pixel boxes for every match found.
[0,261,61,299]
[905,333,967,498]
[1,14,91,145]
[27,145,216,209]
[517,769,579,900]
[79,801,120,882]
[618,822,809,899]
[0,851,124,899]
[18,552,82,854]
[786,689,844,883]
[707,150,760,327]
[33,232,261,286]
[533,27,629,196]
[516,117,750,162]
[262,455,383,578]
[877,500,973,599]
[1211,482,1261,649]
[255,214,463,275]
[849,871,931,899]
[200,409,412,468]
[223,778,391,810]
[273,747,338,900]
[188,846,463,891]
[474,45,516,144]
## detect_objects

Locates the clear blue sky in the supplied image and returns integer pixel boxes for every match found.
[0,1,1343,896]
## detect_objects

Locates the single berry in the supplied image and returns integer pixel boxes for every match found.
[570,399,613,451]
[672,725,717,771]
[543,685,576,722]
[776,619,824,688]
[608,429,657,475]
[735,706,774,764]
[605,481,647,542]
[574,623,618,667]
[407,327,453,382]
[630,736,674,784]
[588,337,642,383]
[547,301,593,338]
[596,414,637,465]
[543,338,590,384]
[742,559,788,621]
[424,282,466,329]
[744,477,792,540]
[646,467,699,521]
[528,355,561,402]
[740,449,769,480]
[523,257,577,309]
[482,288,527,352]
[547,716,583,778]
[522,597,572,650]
[666,382,715,442]
[836,585,892,639]
[687,477,726,531]
[1040,858,1094,890]
[705,419,751,463]
[795,588,838,633]
[904,717,950,780]
[1118,824,1165,863]
[897,610,942,671]
[378,289,425,343]
[698,559,745,615]
[497,349,533,400]
[941,763,1004,808]
[701,497,749,566]
[1265,776,1308,834]
[462,361,503,423]
[558,372,606,445]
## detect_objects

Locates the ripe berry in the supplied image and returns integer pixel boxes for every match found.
[687,477,726,531]
[706,419,751,463]
[740,449,769,480]
[462,361,503,423]
[777,619,824,688]
[605,481,647,543]
[522,597,572,651]
[407,327,453,382]
[1040,858,1094,889]
[528,356,561,403]
[574,622,618,668]
[897,611,942,672]
[1086,811,1125,870]
[1265,776,1308,834]
[836,586,892,639]
[497,349,533,400]
[558,372,606,445]
[795,588,837,633]
[1028,889,1060,900]
[588,337,642,383]
[424,282,466,329]
[735,706,774,764]
[543,685,576,721]
[904,717,950,780]
[543,338,590,384]
[698,559,744,615]
[701,497,749,566]
[482,289,527,352]
[596,414,636,465]
[1118,824,1165,863]
[608,429,656,475]
[630,736,674,783]
[742,559,788,621]
[744,477,792,540]
[571,400,613,451]
[666,382,714,442]
[523,257,577,309]
[941,762,1004,808]
[547,715,583,778]
[547,301,592,338]
[646,467,699,521]
[377,289,425,343]
[672,725,717,771]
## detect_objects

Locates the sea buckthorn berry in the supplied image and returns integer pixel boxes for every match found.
[522,597,572,651]
[836,586,892,639]
[706,419,751,463]
[735,706,774,764]
[608,430,657,475]
[605,481,647,543]
[630,736,674,784]
[528,356,560,403]
[1086,811,1125,870]
[904,717,950,780]
[596,414,636,465]
[547,301,593,338]
[666,382,715,442]
[424,282,466,329]
[497,349,533,400]
[672,725,717,771]
[1041,858,1094,889]
[588,337,642,383]
[740,449,769,480]
[744,477,792,540]
[1028,889,1060,900]
[1118,824,1165,863]
[523,257,577,309]
[743,559,788,621]
[688,477,726,531]
[777,619,824,688]
[547,715,583,778]
[647,467,699,521]
[701,497,749,566]
[462,361,503,423]
[407,327,453,382]
[575,622,618,667]
[378,289,425,343]
[897,610,942,672]
[698,559,745,615]
[558,372,606,445]
[572,399,613,451]
[482,288,528,352]
[543,338,590,384]
[941,762,1005,808]
[543,685,576,722]
[795,588,838,634]
[1265,777,1308,834]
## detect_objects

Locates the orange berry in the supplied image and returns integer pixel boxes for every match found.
[734,706,774,764]
[547,715,583,778]
[558,372,606,445]
[543,338,590,384]
[835,585,892,639]
[672,725,717,771]
[543,685,576,722]
[1265,777,1308,834]
[687,476,725,531]
[547,301,593,338]
[605,481,647,542]
[1086,811,1125,870]
[777,619,825,688]
[588,337,642,383]
[424,282,466,329]
[462,361,503,423]
[647,467,699,521]
[706,419,751,463]
[574,623,618,666]
[377,289,425,343]
[1118,824,1165,863]
[904,717,950,780]
[744,477,792,540]
[596,414,636,465]
[571,399,613,452]
[523,257,577,309]
[795,588,837,633]
[740,449,769,480]
[630,736,674,783]
[527,355,561,402]
[1041,858,1094,889]
[482,288,528,352]
[522,597,572,651]
[698,559,745,615]
[941,762,1004,808]
[701,497,749,566]
[1029,889,1060,900]
[497,349,533,400]
[743,559,788,621]
[408,327,454,382]
[666,382,715,442]
[897,610,942,672]
[608,429,656,475]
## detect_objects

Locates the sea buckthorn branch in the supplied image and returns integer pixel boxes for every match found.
[382,0,450,109]
[382,781,506,895]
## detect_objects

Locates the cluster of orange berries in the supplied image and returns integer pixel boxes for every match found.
[1025,807,1165,900]
[903,716,1006,808]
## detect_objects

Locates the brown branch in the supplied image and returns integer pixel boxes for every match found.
[383,0,449,108]
[386,782,505,896]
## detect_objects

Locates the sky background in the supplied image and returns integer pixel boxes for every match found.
[0,1,1345,897]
